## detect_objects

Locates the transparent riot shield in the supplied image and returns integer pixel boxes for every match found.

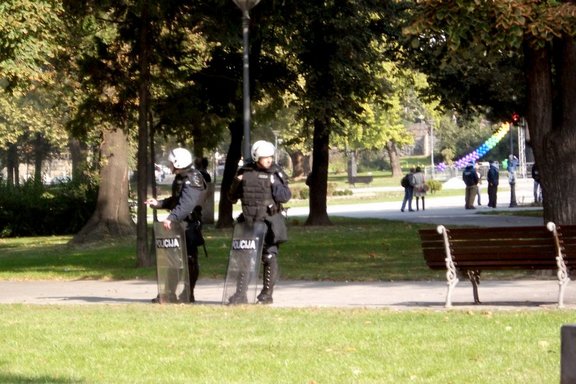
[222,221,267,305]
[153,222,190,304]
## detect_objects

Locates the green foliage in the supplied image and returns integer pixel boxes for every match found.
[0,306,564,383]
[290,185,309,200]
[0,0,64,88]
[332,189,353,197]
[0,179,97,237]
[426,179,442,194]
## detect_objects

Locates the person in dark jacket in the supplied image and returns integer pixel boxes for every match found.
[487,160,500,208]
[146,147,207,303]
[400,168,416,212]
[227,140,292,304]
[532,163,542,204]
[462,162,479,209]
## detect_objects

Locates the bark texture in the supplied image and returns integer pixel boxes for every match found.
[71,128,136,244]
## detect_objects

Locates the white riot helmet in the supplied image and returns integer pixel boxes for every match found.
[168,148,193,169]
[251,140,275,162]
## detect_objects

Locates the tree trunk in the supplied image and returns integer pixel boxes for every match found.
[216,118,243,228]
[7,143,18,186]
[290,150,306,180]
[71,128,136,244]
[386,141,403,177]
[305,118,332,226]
[347,150,357,178]
[70,138,88,182]
[525,36,576,225]
[33,134,44,183]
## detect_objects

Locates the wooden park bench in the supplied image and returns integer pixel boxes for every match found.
[418,222,574,308]
[347,175,373,187]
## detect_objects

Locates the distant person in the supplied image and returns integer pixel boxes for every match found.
[400,168,416,212]
[507,155,518,208]
[475,163,483,206]
[487,160,499,208]
[462,162,479,209]
[413,166,427,211]
[532,163,542,204]
[194,157,212,183]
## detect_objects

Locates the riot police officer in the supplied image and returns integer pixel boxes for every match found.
[227,140,292,304]
[146,147,207,303]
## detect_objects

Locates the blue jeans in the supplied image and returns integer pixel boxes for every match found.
[533,181,542,203]
[401,188,414,211]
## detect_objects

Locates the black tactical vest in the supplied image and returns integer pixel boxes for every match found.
[241,168,276,221]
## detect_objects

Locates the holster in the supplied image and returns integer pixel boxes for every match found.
[265,212,288,244]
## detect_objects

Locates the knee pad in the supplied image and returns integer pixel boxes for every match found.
[261,253,277,265]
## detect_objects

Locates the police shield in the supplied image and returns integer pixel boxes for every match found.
[153,222,190,303]
[222,221,267,305]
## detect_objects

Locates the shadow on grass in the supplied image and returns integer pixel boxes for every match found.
[0,372,83,383]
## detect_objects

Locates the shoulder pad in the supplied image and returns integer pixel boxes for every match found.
[185,170,206,189]
[274,167,288,182]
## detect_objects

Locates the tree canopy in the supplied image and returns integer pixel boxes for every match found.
[403,0,576,224]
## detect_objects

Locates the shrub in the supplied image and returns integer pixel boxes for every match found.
[426,179,442,194]
[332,189,353,196]
[0,179,97,237]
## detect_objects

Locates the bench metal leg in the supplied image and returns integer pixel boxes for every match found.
[445,271,459,308]
[548,222,570,308]
[557,262,569,308]
[437,225,459,308]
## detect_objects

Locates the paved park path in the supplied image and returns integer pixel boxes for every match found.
[2,178,571,310]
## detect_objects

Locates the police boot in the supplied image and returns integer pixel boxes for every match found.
[187,253,199,303]
[228,272,248,305]
[257,254,278,305]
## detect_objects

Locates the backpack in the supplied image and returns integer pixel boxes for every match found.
[401,174,413,188]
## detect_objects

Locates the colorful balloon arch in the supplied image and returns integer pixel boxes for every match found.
[436,123,511,171]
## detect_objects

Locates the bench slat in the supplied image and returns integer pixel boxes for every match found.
[439,226,550,237]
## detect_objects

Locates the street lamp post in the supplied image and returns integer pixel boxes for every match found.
[418,114,434,179]
[233,0,261,162]
[430,119,435,180]
[509,123,518,208]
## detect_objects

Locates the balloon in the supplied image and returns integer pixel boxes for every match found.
[445,122,511,169]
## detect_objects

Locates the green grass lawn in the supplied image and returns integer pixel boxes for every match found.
[0,305,572,383]
[0,218,442,282]
[0,215,565,384]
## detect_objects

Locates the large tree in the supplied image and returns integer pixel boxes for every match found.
[280,0,398,225]
[62,2,144,249]
[71,127,134,243]
[403,1,576,224]
[62,1,213,262]
[333,63,431,178]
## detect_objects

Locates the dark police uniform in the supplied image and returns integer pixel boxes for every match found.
[157,168,207,302]
[228,162,291,304]
[487,162,500,208]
